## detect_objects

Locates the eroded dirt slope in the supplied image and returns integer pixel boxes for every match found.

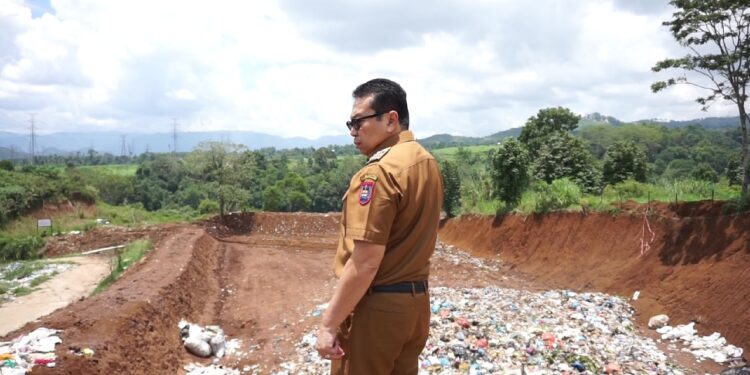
[2,207,746,374]
[438,201,750,353]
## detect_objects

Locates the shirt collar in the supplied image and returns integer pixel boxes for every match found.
[367,130,415,158]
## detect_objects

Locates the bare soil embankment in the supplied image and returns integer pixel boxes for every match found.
[2,207,746,374]
[438,201,750,354]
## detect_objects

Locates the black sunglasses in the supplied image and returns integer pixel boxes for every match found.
[346,112,384,131]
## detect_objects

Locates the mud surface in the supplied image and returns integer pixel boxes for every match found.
[1,207,746,374]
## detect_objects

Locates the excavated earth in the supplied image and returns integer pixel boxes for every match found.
[1,203,747,374]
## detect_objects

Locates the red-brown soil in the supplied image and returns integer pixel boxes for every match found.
[1,206,746,374]
[439,201,750,356]
[43,225,172,257]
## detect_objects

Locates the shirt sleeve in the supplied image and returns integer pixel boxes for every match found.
[343,164,398,245]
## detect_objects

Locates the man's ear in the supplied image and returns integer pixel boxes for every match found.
[387,111,400,131]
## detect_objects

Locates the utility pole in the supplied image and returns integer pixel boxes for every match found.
[172,118,179,154]
[29,114,37,164]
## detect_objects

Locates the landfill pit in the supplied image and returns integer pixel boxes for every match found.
[0,210,747,374]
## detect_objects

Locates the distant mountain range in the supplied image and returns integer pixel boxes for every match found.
[0,131,352,159]
[0,114,742,158]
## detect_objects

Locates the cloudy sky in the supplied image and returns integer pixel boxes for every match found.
[0,0,739,139]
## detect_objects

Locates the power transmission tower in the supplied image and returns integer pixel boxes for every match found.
[29,114,37,164]
[172,118,179,154]
[121,135,127,157]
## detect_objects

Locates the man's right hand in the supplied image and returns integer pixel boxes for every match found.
[316,325,345,360]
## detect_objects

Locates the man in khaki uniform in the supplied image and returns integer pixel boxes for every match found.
[316,78,443,374]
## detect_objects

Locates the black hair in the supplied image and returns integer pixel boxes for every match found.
[352,78,410,129]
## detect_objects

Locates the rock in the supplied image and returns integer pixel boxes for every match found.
[649,314,670,329]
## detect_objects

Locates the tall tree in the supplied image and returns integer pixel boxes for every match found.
[602,141,648,185]
[440,160,461,217]
[490,138,530,206]
[652,0,750,199]
[187,141,248,218]
[518,107,581,159]
[533,133,601,194]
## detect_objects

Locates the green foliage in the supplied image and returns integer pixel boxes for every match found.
[519,107,581,159]
[726,155,750,186]
[602,141,648,185]
[0,166,94,227]
[662,159,696,180]
[287,191,312,211]
[519,179,582,213]
[532,133,601,193]
[440,160,461,217]
[607,180,654,200]
[198,199,219,214]
[262,186,285,212]
[0,235,44,262]
[29,273,54,288]
[652,0,750,198]
[490,138,530,206]
[95,174,135,205]
[691,162,719,183]
[12,286,32,296]
[0,160,13,171]
[187,142,249,216]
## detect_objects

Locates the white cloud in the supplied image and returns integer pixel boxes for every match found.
[0,0,741,139]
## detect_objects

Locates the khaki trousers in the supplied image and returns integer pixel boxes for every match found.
[331,291,430,375]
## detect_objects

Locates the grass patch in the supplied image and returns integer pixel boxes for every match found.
[0,280,13,294]
[12,286,32,296]
[29,273,55,288]
[463,178,743,216]
[78,164,138,176]
[94,202,205,227]
[94,239,152,294]
[1,205,98,237]
[432,145,495,161]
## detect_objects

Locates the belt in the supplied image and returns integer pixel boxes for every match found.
[368,281,428,294]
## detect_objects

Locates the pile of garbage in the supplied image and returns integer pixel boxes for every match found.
[433,243,502,273]
[657,322,743,363]
[275,285,744,374]
[179,320,230,358]
[0,327,61,374]
[179,320,247,375]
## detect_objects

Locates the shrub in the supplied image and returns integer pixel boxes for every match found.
[0,235,45,262]
[530,178,582,213]
[198,199,219,214]
[607,179,653,200]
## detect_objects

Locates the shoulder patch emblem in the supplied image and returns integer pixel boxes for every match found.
[360,174,379,182]
[359,179,376,206]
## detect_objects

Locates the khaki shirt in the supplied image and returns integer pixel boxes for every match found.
[334,130,443,286]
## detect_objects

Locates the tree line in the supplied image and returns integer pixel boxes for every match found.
[438,107,748,216]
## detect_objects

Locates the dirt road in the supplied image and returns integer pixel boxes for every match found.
[0,255,110,336]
